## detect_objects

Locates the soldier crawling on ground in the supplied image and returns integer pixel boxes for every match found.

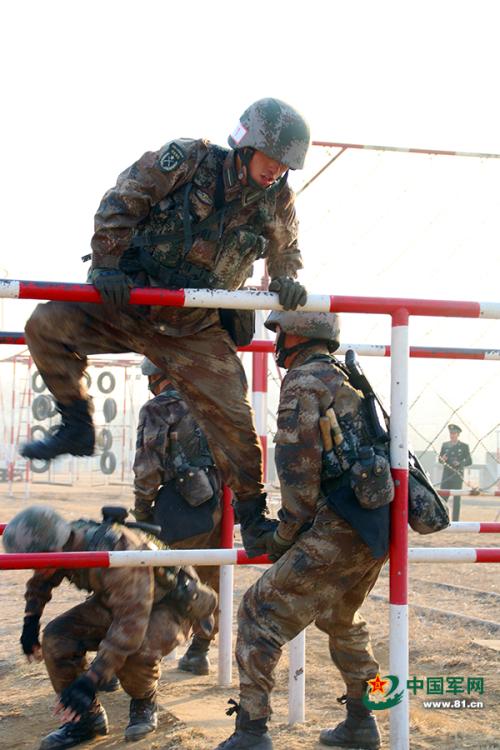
[3,504,217,750]
[214,312,394,750]
[20,98,311,561]
[133,357,223,676]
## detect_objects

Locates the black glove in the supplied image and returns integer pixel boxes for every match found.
[233,495,277,558]
[90,267,132,307]
[20,614,41,655]
[59,674,97,717]
[269,276,307,310]
[262,529,294,562]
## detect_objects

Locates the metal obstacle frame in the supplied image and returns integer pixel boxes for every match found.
[2,281,500,748]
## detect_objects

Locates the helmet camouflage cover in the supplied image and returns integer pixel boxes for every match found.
[228,98,311,170]
[3,505,72,554]
[265,310,341,351]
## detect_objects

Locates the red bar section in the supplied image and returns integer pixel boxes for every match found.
[476,549,500,563]
[0,551,111,570]
[479,523,500,533]
[329,295,480,318]
[0,333,26,345]
[236,549,271,565]
[390,468,409,605]
[0,523,6,535]
[220,486,234,550]
[17,281,186,308]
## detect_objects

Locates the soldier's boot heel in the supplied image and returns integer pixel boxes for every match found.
[100,675,120,692]
[21,398,95,460]
[213,710,272,750]
[124,697,158,741]
[319,697,381,749]
[39,705,108,750]
[178,635,211,675]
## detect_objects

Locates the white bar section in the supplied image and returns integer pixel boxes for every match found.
[444,522,481,533]
[408,548,477,562]
[253,391,267,435]
[108,548,238,567]
[288,631,306,724]
[184,288,332,312]
[337,343,387,356]
[218,564,234,687]
[390,323,409,469]
[480,302,500,319]
[485,350,500,360]
[389,603,409,750]
[0,279,20,298]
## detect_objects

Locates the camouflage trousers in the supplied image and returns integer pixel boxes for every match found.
[42,596,190,699]
[235,505,387,720]
[171,506,222,643]
[25,301,263,502]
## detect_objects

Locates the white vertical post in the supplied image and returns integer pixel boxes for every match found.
[288,630,306,724]
[389,310,410,750]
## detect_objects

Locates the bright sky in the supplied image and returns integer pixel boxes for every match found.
[1,0,500,456]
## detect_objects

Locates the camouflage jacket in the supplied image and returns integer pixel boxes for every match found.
[23,520,173,681]
[91,139,303,335]
[274,346,373,541]
[133,386,219,509]
[439,440,472,488]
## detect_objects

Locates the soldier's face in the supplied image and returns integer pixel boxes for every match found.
[249,150,288,188]
[449,431,459,443]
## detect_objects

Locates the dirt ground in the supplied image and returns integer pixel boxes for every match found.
[1,482,499,750]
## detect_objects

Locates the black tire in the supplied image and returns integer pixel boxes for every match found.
[97,371,116,394]
[30,425,48,441]
[31,371,47,393]
[83,372,92,389]
[48,423,61,436]
[97,428,113,451]
[30,458,50,474]
[32,395,52,421]
[46,396,58,418]
[100,451,116,475]
[103,397,117,423]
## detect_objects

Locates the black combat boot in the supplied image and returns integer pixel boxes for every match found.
[100,675,120,692]
[21,399,95,460]
[124,697,158,741]
[178,635,211,675]
[39,704,108,750]
[319,697,381,749]
[213,704,273,749]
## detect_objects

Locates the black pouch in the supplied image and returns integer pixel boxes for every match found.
[219,308,255,346]
[153,480,218,545]
[408,452,450,534]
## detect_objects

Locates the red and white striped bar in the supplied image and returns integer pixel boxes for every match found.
[439,489,500,497]
[312,140,500,160]
[1,546,499,571]
[3,332,500,362]
[2,279,500,319]
[445,522,500,533]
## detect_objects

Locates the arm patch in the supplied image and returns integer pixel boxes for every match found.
[159,141,186,172]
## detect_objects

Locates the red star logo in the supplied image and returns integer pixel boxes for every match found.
[367,674,389,695]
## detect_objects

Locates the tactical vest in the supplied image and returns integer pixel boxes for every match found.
[162,388,215,470]
[119,145,287,290]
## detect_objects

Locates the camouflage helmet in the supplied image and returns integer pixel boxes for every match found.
[141,357,163,377]
[2,505,72,554]
[265,311,341,351]
[228,98,311,170]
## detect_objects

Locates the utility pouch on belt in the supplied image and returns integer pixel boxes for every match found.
[219,308,256,347]
[350,446,395,509]
[408,452,450,534]
[175,467,215,507]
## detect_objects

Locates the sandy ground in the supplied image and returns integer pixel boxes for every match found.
[0,482,499,750]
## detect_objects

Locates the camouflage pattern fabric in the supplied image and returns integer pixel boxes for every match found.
[234,344,388,720]
[23,520,216,698]
[438,439,472,490]
[133,385,222,639]
[24,302,263,503]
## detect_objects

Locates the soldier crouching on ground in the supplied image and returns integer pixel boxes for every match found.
[213,312,394,750]
[3,505,217,750]
[20,98,310,540]
[133,357,223,675]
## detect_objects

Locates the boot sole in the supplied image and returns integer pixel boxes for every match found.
[124,724,158,742]
[39,723,108,750]
[320,739,380,750]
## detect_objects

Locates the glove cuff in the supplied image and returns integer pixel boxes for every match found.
[233,494,268,525]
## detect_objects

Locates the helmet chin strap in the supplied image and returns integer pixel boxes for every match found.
[237,147,289,194]
[275,334,323,368]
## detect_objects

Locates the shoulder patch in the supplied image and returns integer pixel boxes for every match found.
[159,141,186,172]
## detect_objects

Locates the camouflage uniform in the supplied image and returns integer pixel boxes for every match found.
[133,380,222,639]
[235,345,389,721]
[22,519,214,699]
[24,136,303,503]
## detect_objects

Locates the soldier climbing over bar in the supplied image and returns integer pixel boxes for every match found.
[20,98,311,543]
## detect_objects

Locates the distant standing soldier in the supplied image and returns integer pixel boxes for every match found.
[20,98,310,548]
[439,423,472,521]
[133,357,222,675]
[214,311,394,750]
[3,505,217,750]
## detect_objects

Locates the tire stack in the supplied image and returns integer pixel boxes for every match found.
[30,371,57,474]
[96,371,117,476]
